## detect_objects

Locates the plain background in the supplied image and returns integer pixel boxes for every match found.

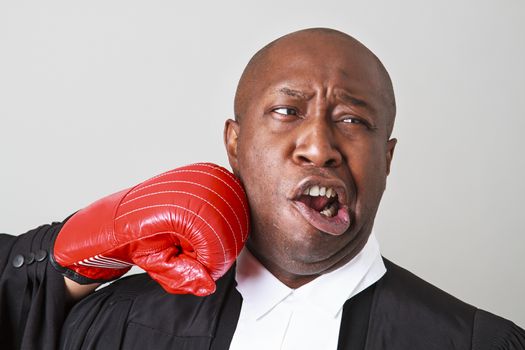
[1,0,523,327]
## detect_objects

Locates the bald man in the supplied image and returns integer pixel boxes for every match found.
[1,28,524,349]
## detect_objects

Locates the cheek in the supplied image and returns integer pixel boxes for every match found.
[344,140,387,207]
[237,133,283,203]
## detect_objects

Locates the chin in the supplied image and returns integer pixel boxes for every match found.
[285,230,344,259]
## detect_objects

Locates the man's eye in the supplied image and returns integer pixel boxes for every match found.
[342,116,364,125]
[273,107,298,116]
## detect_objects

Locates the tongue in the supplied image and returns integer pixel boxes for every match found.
[299,195,330,211]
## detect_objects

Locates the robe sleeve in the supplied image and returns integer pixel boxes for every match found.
[0,222,70,350]
[473,309,525,350]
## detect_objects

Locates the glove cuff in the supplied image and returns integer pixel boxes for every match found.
[49,215,130,284]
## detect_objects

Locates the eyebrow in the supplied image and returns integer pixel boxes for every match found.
[274,87,369,109]
[274,87,314,100]
[335,90,369,108]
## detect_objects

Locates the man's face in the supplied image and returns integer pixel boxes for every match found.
[225,32,396,285]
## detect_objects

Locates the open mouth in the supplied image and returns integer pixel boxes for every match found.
[298,185,340,218]
[291,181,351,236]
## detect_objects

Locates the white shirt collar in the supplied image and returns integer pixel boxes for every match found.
[235,232,386,320]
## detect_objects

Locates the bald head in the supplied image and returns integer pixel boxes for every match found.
[234,28,396,136]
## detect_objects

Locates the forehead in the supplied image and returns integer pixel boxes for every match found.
[248,35,389,111]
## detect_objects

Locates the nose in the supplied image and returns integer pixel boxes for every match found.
[292,118,343,168]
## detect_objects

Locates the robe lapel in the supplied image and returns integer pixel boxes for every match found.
[337,283,376,350]
[209,278,242,350]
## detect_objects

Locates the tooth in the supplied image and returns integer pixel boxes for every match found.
[319,187,326,196]
[326,188,333,198]
[320,206,330,216]
[303,188,309,195]
[320,202,338,217]
[309,185,320,196]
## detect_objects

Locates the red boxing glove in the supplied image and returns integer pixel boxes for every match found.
[51,163,249,296]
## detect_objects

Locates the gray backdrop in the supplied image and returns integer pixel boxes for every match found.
[1,0,523,327]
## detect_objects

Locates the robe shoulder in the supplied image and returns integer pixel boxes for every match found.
[472,309,525,350]
[60,267,240,350]
[369,259,525,350]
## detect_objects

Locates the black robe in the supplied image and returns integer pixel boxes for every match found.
[1,222,524,349]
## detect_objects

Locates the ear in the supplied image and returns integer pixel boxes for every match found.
[385,138,397,175]
[224,118,241,175]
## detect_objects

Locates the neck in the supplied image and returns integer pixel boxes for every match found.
[248,249,320,288]
[247,237,368,289]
